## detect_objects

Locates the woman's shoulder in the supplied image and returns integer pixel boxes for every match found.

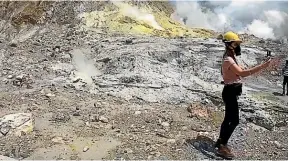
[223,56,235,63]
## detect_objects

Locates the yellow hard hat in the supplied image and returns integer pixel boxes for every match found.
[223,31,242,42]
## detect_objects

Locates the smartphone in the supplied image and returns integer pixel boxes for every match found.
[266,50,271,57]
[265,50,273,61]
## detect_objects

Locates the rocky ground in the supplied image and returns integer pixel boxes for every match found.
[0,1,288,160]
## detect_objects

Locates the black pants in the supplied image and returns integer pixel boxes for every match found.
[283,76,288,94]
[217,84,242,146]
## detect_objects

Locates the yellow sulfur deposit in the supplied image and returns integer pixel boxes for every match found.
[79,1,213,38]
[133,25,154,35]
[1,1,214,38]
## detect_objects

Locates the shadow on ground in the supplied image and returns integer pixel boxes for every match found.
[185,135,223,160]
[273,92,284,96]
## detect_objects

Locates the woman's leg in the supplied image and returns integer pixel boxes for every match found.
[216,87,239,146]
[215,86,240,159]
[285,76,288,95]
[222,96,239,145]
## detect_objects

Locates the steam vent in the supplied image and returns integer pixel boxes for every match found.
[0,1,288,160]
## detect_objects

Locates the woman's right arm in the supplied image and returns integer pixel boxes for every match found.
[229,60,271,77]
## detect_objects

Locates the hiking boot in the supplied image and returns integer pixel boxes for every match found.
[216,144,235,160]
[224,145,232,153]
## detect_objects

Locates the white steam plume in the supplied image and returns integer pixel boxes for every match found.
[172,0,288,40]
[247,20,275,39]
[71,48,100,86]
[112,1,164,30]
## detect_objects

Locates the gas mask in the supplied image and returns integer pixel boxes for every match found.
[234,45,241,56]
[225,42,241,56]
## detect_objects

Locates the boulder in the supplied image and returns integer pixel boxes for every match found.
[0,113,34,137]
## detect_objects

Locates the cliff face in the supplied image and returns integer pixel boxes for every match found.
[0,1,51,26]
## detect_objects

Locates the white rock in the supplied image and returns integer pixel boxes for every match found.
[62,54,71,59]
[181,126,188,131]
[46,93,55,97]
[89,115,98,122]
[134,111,141,115]
[124,148,133,153]
[99,116,109,123]
[85,122,91,127]
[52,137,64,144]
[204,99,210,104]
[7,75,13,79]
[261,141,266,144]
[55,48,60,52]
[167,139,176,144]
[0,113,34,136]
[83,146,89,152]
[16,74,25,80]
[161,122,170,127]
[274,141,282,149]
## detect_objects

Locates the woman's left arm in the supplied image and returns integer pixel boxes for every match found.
[239,65,245,70]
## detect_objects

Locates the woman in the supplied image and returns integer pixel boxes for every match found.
[215,31,272,159]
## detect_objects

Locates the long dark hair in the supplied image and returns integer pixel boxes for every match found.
[221,42,238,75]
